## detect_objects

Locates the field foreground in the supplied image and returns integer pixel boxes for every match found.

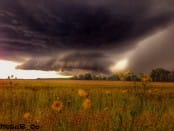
[0,80,174,131]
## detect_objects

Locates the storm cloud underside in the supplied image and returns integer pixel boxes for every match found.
[0,0,174,74]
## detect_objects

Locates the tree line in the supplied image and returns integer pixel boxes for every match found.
[72,68,174,82]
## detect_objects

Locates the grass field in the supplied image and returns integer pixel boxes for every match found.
[0,80,174,131]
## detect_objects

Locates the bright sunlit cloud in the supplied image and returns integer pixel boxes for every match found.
[0,60,69,79]
[110,59,128,72]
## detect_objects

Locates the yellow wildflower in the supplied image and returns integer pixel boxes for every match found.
[82,98,91,110]
[78,89,88,97]
[36,119,41,124]
[51,100,63,112]
[23,112,33,120]
[140,74,151,82]
[124,70,133,76]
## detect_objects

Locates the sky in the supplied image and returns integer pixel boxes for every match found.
[0,0,174,78]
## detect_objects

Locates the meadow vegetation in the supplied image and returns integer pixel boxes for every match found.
[0,80,174,130]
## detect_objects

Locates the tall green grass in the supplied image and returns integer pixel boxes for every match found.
[0,80,174,130]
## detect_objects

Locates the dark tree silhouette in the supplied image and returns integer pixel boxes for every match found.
[150,68,170,82]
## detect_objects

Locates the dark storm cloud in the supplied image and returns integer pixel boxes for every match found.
[0,0,174,73]
[17,53,112,74]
